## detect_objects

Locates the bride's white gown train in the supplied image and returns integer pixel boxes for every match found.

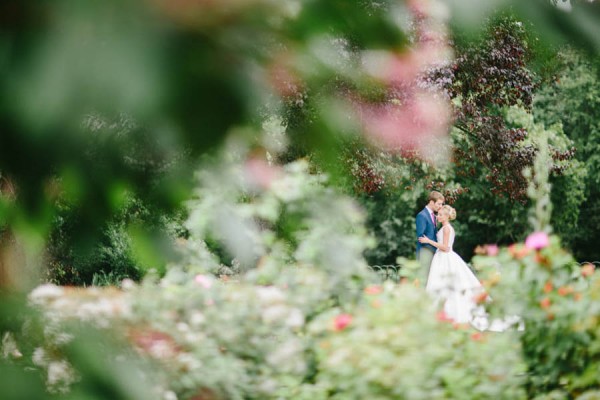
[425,225,514,331]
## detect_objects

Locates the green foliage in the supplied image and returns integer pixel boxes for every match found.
[21,273,527,399]
[311,285,526,400]
[41,112,187,285]
[345,14,581,263]
[2,1,600,399]
[182,148,376,302]
[474,236,600,398]
[350,153,454,265]
[534,49,600,260]
[46,194,183,286]
[0,292,161,400]
[549,159,587,250]
[6,133,600,399]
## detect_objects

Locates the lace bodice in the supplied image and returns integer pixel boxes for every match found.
[436,224,455,250]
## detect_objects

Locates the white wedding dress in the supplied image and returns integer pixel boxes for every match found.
[425,225,493,331]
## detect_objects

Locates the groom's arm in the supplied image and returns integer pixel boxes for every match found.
[416,213,427,239]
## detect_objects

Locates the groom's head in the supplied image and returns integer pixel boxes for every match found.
[427,191,445,212]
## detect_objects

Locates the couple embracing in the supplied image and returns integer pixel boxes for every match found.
[415,191,488,328]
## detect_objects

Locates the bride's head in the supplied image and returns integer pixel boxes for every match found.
[439,205,456,221]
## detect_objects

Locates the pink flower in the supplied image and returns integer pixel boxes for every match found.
[267,52,303,98]
[333,314,352,331]
[486,244,499,256]
[244,158,282,190]
[582,263,595,278]
[436,311,453,323]
[364,285,383,295]
[194,274,213,289]
[525,232,550,250]
[360,91,451,160]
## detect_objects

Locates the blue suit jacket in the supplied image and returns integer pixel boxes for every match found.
[416,207,437,256]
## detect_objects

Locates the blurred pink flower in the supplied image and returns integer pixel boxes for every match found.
[333,314,352,331]
[525,232,550,250]
[436,310,453,323]
[194,274,213,289]
[364,285,383,295]
[364,45,449,86]
[486,244,499,256]
[360,91,450,158]
[244,158,282,190]
[129,329,181,359]
[581,263,595,278]
[267,52,304,98]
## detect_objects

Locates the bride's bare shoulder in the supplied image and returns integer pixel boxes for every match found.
[443,224,455,233]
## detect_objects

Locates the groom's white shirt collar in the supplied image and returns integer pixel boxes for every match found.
[425,206,434,214]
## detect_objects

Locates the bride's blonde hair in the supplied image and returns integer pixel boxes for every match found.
[440,205,456,221]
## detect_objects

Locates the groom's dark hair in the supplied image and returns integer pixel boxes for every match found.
[428,191,444,203]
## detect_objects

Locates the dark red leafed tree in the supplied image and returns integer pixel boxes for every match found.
[443,16,575,202]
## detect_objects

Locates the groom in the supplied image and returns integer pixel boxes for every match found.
[416,191,444,281]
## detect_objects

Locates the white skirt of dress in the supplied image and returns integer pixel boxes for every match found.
[426,250,521,331]
[426,250,488,329]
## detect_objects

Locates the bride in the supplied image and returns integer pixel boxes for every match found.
[418,205,489,329]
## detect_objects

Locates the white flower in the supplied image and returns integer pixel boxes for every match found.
[266,339,305,373]
[189,312,206,327]
[261,305,290,324]
[32,347,48,367]
[256,286,285,304]
[177,353,202,371]
[285,308,305,329]
[258,378,278,395]
[1,333,22,359]
[121,278,135,290]
[53,332,74,346]
[47,360,74,387]
[163,390,178,400]
[29,284,64,305]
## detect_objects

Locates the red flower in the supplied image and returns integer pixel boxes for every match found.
[334,314,353,331]
[539,297,551,309]
[543,281,553,294]
[508,244,531,259]
[557,286,574,297]
[473,291,488,304]
[470,332,484,341]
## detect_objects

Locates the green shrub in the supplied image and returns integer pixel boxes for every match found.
[475,235,600,398]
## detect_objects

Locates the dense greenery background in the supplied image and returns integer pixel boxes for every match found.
[2,1,600,398]
[11,6,600,285]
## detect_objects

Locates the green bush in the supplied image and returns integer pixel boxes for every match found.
[474,234,600,398]
[534,49,600,260]
[46,195,183,286]
[310,285,525,400]
[13,149,600,399]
